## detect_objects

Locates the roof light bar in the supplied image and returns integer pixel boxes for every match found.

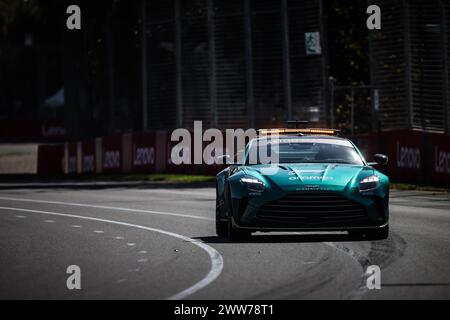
[258,128,340,136]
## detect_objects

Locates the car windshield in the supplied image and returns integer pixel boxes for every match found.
[245,138,365,165]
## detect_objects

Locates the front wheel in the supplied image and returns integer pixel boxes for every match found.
[227,217,251,242]
[216,211,228,238]
[215,186,227,238]
[349,225,389,240]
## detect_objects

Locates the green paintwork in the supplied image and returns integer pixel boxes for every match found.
[216,135,390,233]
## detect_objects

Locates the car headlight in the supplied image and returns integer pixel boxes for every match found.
[240,176,265,192]
[358,174,380,191]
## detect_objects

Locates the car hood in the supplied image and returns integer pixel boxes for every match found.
[245,163,373,191]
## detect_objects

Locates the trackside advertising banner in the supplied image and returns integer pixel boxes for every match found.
[80,140,96,174]
[38,129,450,186]
[65,142,77,174]
[37,144,64,174]
[432,133,450,185]
[352,129,450,186]
[131,132,157,173]
[102,135,122,173]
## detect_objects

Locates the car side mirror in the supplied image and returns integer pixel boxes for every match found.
[216,154,232,164]
[369,154,388,166]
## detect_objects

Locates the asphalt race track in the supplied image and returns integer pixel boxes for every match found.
[0,184,449,299]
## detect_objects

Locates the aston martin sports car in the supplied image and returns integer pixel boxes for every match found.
[215,128,390,241]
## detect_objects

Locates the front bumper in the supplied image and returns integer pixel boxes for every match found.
[230,188,389,232]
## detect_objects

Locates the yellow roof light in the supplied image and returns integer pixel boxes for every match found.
[308,129,336,135]
[258,128,340,136]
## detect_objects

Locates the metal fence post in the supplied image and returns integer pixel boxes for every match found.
[141,0,148,131]
[351,87,355,135]
[403,0,413,129]
[175,0,183,128]
[439,0,449,134]
[244,0,255,128]
[319,0,329,126]
[281,0,292,120]
[329,77,335,128]
[207,0,217,128]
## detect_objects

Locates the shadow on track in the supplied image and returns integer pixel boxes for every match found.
[196,233,380,244]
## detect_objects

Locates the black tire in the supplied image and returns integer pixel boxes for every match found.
[349,225,389,240]
[224,182,251,241]
[216,209,228,238]
[227,217,251,242]
[215,185,228,238]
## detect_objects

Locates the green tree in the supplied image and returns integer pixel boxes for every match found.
[0,0,40,35]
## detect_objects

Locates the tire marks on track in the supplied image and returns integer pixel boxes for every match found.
[325,231,406,299]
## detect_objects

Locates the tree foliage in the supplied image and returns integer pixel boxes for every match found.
[0,0,40,35]
[328,0,370,85]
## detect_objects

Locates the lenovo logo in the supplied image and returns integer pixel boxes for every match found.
[42,125,66,138]
[396,142,420,169]
[104,151,121,169]
[435,146,450,174]
[133,147,155,166]
[82,155,95,173]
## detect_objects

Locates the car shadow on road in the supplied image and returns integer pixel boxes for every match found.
[196,233,371,244]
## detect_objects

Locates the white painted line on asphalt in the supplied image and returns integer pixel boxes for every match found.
[15,215,26,218]
[0,206,223,300]
[44,220,55,223]
[94,230,104,234]
[127,243,136,247]
[138,250,147,254]
[0,196,213,221]
[136,189,215,198]
[114,236,124,240]
[137,258,148,263]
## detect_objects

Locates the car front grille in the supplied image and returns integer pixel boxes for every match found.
[257,192,366,224]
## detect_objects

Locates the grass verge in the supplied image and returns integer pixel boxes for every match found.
[391,183,450,193]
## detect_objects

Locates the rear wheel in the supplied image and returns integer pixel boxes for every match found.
[349,225,389,240]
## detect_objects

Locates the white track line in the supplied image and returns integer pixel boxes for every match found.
[0,197,213,221]
[136,189,215,198]
[0,206,223,300]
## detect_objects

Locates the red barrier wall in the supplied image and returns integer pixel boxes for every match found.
[432,133,450,185]
[37,145,64,174]
[65,142,77,174]
[352,129,450,186]
[131,132,157,173]
[80,140,96,174]
[102,135,122,173]
[50,129,449,186]
[166,131,194,174]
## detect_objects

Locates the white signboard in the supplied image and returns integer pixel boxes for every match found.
[305,32,321,55]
